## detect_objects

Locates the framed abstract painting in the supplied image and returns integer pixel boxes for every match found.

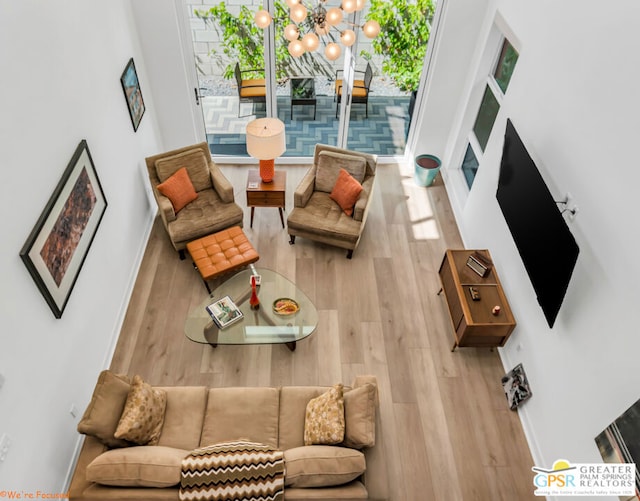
[20,140,107,318]
[120,57,145,131]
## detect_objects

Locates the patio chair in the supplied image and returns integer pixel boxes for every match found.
[335,62,373,118]
[234,63,266,117]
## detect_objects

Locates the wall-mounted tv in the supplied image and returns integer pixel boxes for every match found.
[496,119,579,328]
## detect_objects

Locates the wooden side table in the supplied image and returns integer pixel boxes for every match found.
[438,249,516,351]
[246,169,286,228]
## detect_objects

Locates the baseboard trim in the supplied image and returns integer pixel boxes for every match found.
[60,209,157,494]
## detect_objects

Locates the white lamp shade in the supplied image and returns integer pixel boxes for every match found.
[246,118,286,160]
[285,0,299,7]
[302,32,320,51]
[288,39,305,57]
[340,29,356,46]
[254,10,272,29]
[355,0,366,11]
[363,20,380,38]
[325,42,341,61]
[342,0,357,13]
[284,23,299,41]
[290,3,307,23]
[326,7,343,26]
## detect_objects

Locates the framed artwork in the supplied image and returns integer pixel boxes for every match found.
[20,140,107,318]
[595,398,640,500]
[501,363,532,410]
[120,57,145,131]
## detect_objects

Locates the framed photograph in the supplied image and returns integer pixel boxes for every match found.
[206,295,244,329]
[120,57,145,131]
[595,398,640,500]
[501,363,532,410]
[20,140,107,318]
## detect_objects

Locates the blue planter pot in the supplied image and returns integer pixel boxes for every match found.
[414,154,442,187]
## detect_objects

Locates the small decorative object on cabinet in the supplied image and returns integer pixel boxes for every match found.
[438,249,516,351]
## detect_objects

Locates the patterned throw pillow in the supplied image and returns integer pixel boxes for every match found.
[114,375,167,445]
[303,384,345,446]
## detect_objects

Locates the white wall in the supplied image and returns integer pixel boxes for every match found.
[420,0,640,495]
[0,0,163,491]
[131,0,205,150]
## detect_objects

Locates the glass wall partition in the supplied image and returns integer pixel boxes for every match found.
[187,0,434,157]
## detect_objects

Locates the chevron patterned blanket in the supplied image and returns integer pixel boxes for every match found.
[179,440,285,501]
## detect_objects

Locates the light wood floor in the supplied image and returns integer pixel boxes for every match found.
[111,161,536,500]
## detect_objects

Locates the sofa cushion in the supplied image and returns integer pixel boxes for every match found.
[86,446,187,487]
[315,151,366,193]
[284,446,365,488]
[156,386,208,450]
[114,375,167,446]
[155,148,211,192]
[200,387,279,448]
[166,189,244,245]
[343,383,376,449]
[304,384,345,446]
[278,387,326,450]
[77,371,132,448]
[330,168,364,216]
[287,193,362,244]
[156,167,198,213]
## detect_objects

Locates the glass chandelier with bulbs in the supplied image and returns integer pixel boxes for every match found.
[254,0,380,61]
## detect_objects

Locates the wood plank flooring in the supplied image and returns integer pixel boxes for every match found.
[110,161,536,500]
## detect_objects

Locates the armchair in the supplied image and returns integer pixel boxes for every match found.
[287,144,377,258]
[335,62,373,118]
[145,142,244,259]
[234,63,266,117]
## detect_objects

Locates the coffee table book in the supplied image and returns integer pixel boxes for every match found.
[205,295,243,329]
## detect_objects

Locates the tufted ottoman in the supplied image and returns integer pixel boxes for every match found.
[186,226,259,292]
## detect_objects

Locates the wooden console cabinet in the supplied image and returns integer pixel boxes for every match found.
[438,249,516,351]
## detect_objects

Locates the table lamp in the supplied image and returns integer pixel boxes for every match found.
[246,117,286,183]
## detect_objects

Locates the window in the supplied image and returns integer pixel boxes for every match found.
[461,143,479,189]
[462,37,518,189]
[494,39,519,93]
[473,85,500,152]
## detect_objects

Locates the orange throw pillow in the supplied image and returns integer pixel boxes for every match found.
[156,167,198,212]
[330,168,363,216]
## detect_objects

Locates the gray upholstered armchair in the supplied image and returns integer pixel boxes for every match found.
[287,144,377,258]
[145,142,243,258]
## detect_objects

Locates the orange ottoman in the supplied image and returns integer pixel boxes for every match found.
[186,226,259,292]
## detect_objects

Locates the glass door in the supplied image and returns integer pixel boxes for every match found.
[185,0,434,158]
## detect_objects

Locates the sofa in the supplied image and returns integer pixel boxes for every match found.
[69,371,379,500]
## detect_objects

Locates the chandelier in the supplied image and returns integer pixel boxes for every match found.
[254,0,380,61]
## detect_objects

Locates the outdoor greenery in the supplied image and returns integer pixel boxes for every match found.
[195,2,334,82]
[365,0,435,92]
[196,0,435,91]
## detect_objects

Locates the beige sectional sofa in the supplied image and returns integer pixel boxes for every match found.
[69,371,379,500]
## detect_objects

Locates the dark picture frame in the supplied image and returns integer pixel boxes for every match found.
[120,57,145,131]
[595,398,640,500]
[20,140,107,318]
[501,363,532,410]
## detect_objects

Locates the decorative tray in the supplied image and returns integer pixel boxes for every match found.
[272,298,299,316]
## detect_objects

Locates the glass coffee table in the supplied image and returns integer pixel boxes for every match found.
[184,266,318,351]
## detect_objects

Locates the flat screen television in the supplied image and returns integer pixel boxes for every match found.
[496,119,579,328]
